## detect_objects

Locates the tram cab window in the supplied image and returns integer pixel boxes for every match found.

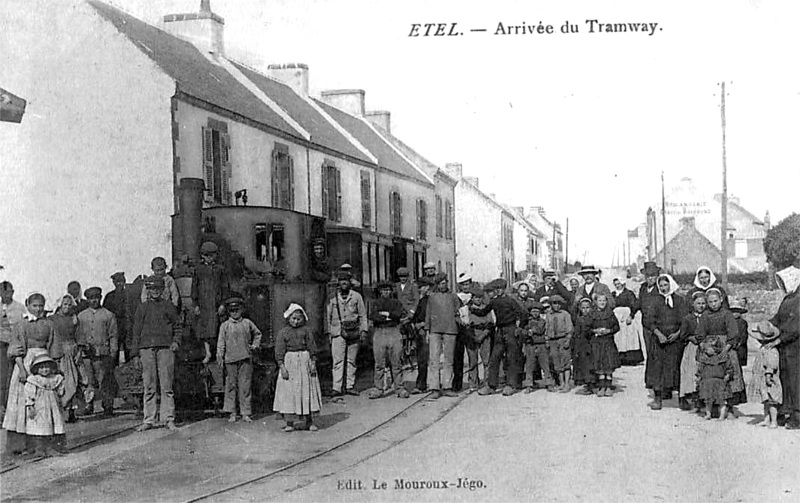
[255,223,285,263]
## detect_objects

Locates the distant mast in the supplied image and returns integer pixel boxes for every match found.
[720,82,729,288]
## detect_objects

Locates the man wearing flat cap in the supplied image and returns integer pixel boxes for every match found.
[409,276,434,394]
[638,261,663,360]
[326,272,368,397]
[393,267,419,319]
[103,272,132,361]
[425,273,462,398]
[533,270,572,307]
[77,286,119,416]
[472,278,528,396]
[132,275,182,431]
[422,262,437,280]
[369,280,408,399]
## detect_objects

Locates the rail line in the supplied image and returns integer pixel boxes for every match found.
[184,391,468,503]
[0,420,141,475]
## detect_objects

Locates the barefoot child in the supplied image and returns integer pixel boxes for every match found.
[696,336,733,421]
[748,321,782,428]
[545,295,573,393]
[25,354,66,457]
[274,303,322,432]
[217,297,262,423]
[590,294,621,397]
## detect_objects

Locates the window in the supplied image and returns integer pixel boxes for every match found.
[435,195,443,238]
[271,143,294,210]
[202,120,231,205]
[444,200,453,240]
[416,199,428,240]
[255,223,285,263]
[389,191,403,236]
[321,161,342,222]
[360,171,371,229]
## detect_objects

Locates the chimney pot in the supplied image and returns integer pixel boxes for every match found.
[267,63,309,96]
[162,1,225,57]
[444,163,463,179]
[365,111,391,133]
[320,89,366,116]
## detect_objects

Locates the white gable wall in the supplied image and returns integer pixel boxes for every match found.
[454,182,502,284]
[0,0,176,306]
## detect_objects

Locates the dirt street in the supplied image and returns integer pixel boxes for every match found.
[277,365,800,503]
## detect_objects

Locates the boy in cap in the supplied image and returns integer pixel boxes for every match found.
[545,295,574,392]
[217,297,262,422]
[369,280,408,399]
[77,287,118,416]
[132,276,182,431]
[193,242,230,364]
[425,273,462,398]
[140,257,180,308]
[523,301,553,392]
[410,276,434,394]
[473,278,528,396]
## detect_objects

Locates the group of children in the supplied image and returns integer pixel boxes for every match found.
[513,292,622,398]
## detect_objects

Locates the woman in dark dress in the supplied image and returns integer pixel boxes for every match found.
[643,273,687,410]
[696,288,746,416]
[612,277,644,365]
[763,266,800,429]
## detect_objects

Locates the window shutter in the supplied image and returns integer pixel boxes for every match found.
[321,164,329,218]
[202,127,214,197]
[334,166,342,222]
[389,192,395,234]
[220,132,231,204]
[287,155,295,210]
[271,149,279,207]
[361,171,371,228]
[396,193,403,235]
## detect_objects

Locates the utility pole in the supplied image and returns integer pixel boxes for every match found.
[552,223,557,271]
[565,218,569,272]
[661,171,668,270]
[720,81,729,289]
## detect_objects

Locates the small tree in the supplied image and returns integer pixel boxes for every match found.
[763,213,800,269]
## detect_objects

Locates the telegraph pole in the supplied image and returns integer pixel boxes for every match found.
[565,218,569,272]
[720,81,729,288]
[661,171,667,270]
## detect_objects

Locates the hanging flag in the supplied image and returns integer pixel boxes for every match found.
[0,87,27,123]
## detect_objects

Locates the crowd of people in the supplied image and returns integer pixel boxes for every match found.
[1,248,799,460]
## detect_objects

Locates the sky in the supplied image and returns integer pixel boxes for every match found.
[108,0,800,266]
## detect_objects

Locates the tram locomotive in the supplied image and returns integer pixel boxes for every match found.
[116,178,330,414]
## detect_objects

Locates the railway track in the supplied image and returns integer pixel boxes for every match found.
[184,390,469,503]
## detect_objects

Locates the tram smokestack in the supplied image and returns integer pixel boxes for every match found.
[178,178,206,261]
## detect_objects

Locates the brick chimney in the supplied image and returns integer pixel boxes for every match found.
[680,216,696,229]
[320,89,365,116]
[444,163,463,179]
[365,111,391,133]
[266,63,309,96]
[529,206,546,218]
[464,176,479,188]
[162,0,225,57]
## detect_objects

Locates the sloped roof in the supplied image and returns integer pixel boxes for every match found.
[231,63,374,164]
[314,100,433,185]
[372,127,457,185]
[663,223,721,254]
[713,194,764,224]
[90,1,305,141]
